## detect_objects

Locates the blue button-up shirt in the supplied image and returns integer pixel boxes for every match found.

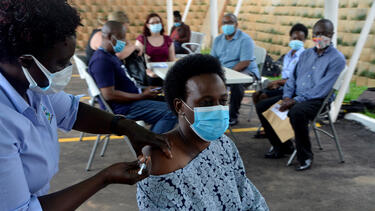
[283,45,346,102]
[281,47,305,79]
[0,72,80,210]
[211,29,260,79]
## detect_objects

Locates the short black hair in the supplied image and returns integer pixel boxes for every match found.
[314,19,334,33]
[0,0,81,63]
[164,54,226,115]
[173,11,181,18]
[289,23,308,38]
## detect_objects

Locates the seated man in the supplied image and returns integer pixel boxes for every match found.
[255,19,346,171]
[137,54,268,210]
[88,21,177,134]
[211,13,260,126]
[253,23,308,104]
[253,23,308,138]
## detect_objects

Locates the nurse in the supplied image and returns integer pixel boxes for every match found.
[0,1,171,210]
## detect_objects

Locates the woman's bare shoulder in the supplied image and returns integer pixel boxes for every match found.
[145,131,185,176]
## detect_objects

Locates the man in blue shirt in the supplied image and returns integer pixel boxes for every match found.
[255,19,346,171]
[253,23,308,105]
[89,21,177,134]
[211,13,260,126]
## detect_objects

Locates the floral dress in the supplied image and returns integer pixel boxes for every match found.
[137,135,269,211]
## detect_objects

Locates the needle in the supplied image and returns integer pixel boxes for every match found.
[138,163,146,175]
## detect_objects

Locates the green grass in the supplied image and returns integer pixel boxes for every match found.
[364,109,375,118]
[200,48,211,55]
[266,76,282,81]
[343,82,368,103]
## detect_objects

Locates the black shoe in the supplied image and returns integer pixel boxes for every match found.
[229,118,239,126]
[295,159,313,171]
[264,148,284,159]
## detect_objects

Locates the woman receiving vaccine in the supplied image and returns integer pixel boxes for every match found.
[136,54,269,210]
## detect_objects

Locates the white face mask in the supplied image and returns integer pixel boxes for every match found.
[21,55,72,94]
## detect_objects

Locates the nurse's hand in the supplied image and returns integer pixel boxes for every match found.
[101,157,151,185]
[119,119,173,159]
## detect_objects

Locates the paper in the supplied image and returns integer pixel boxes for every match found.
[151,63,168,68]
[270,103,289,120]
[262,100,294,143]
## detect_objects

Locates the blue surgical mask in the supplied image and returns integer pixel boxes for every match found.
[174,22,181,27]
[182,101,229,142]
[149,23,163,33]
[289,40,304,51]
[111,36,126,53]
[221,24,236,36]
[21,55,73,94]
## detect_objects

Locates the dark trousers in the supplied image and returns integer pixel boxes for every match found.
[229,73,255,120]
[174,41,188,54]
[255,95,323,163]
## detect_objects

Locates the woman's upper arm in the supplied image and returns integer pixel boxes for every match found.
[89,31,102,50]
[168,42,176,61]
[135,40,144,54]
[0,123,43,211]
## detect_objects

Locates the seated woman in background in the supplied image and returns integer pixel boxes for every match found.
[135,13,176,86]
[85,11,140,63]
[136,54,268,210]
[170,10,191,54]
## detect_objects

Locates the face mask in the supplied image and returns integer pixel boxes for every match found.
[289,40,304,51]
[312,35,331,49]
[182,101,229,142]
[149,23,162,33]
[221,24,236,36]
[174,22,181,27]
[111,36,126,53]
[21,55,73,94]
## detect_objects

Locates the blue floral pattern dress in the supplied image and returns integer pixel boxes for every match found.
[137,135,269,210]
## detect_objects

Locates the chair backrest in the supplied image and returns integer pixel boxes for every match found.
[82,71,114,113]
[73,54,88,79]
[190,31,205,45]
[333,66,348,90]
[254,45,267,75]
[181,31,205,54]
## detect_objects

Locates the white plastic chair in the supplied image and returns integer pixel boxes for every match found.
[253,45,267,90]
[181,31,205,54]
[80,70,143,171]
[73,54,88,79]
[286,67,348,166]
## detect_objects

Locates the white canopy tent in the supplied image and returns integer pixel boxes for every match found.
[166,0,375,122]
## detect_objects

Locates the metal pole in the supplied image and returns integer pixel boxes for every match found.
[167,0,174,34]
[234,0,243,17]
[324,0,339,47]
[330,0,375,122]
[210,0,218,40]
[182,0,193,22]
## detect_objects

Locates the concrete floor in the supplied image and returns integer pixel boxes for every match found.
[50,66,375,211]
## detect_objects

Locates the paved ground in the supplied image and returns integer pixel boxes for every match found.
[50,65,375,211]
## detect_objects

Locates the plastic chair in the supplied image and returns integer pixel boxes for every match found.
[73,54,88,79]
[80,70,143,171]
[243,45,267,121]
[286,67,348,166]
[181,31,205,54]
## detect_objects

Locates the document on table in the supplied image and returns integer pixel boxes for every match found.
[270,103,289,120]
[150,62,168,68]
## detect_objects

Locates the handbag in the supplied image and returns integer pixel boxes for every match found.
[124,50,148,86]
